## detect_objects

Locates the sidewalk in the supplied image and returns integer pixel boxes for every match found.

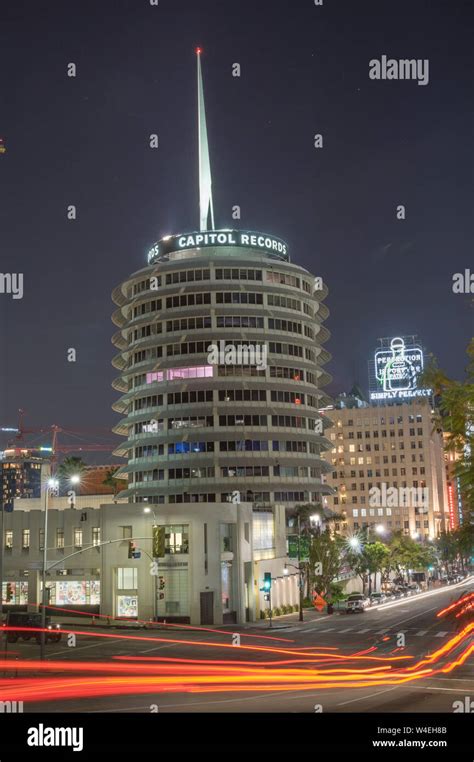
[240,608,338,630]
[47,608,339,632]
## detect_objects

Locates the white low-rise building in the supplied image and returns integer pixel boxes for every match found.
[1,496,298,624]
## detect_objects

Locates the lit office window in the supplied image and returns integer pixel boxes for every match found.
[73,529,83,548]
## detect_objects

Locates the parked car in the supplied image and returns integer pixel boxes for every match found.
[388,587,402,599]
[370,592,387,605]
[2,612,62,644]
[346,593,370,613]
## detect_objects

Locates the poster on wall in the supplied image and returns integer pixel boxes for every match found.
[89,580,101,605]
[58,581,87,606]
[117,595,138,618]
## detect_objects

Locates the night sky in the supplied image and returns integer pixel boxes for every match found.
[0,0,472,457]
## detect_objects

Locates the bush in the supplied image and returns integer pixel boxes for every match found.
[328,582,346,603]
[273,607,281,617]
[259,610,266,619]
[264,608,272,619]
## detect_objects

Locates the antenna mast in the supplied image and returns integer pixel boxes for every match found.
[196,48,215,231]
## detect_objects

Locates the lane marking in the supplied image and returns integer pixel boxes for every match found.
[414,630,428,636]
[140,643,177,654]
[48,638,124,657]
[337,686,399,706]
[90,688,308,713]
[434,631,449,637]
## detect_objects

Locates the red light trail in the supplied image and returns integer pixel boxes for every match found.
[0,622,471,705]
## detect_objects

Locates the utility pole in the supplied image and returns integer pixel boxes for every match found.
[298,515,304,622]
[0,476,4,623]
[40,479,50,660]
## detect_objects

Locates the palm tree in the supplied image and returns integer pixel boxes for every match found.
[57,456,87,493]
[102,467,127,496]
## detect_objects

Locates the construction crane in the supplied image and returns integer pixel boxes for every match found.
[1,409,118,469]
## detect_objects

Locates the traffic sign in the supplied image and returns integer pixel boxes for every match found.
[312,592,326,612]
[287,535,310,561]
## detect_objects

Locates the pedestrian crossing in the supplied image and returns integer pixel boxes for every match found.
[282,624,454,638]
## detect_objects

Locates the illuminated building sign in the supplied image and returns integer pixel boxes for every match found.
[447,483,455,529]
[147,230,289,264]
[369,336,432,401]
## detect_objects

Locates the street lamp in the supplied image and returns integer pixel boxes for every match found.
[375,524,385,536]
[40,477,59,660]
[348,536,362,551]
[68,475,80,509]
[143,507,158,621]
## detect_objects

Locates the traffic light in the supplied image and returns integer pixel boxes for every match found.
[128,540,136,559]
[263,572,272,592]
[152,526,165,558]
[159,576,165,591]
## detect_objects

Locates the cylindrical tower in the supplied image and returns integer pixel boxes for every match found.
[111,231,333,512]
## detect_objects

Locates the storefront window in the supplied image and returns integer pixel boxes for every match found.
[117,595,138,617]
[44,580,100,606]
[1,581,28,605]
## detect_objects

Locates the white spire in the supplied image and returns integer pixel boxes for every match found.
[196,48,215,232]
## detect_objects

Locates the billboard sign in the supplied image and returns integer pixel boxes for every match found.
[369,336,432,401]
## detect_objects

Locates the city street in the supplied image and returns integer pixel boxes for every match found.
[2,578,472,713]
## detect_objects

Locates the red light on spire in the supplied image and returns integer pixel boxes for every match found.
[196,47,202,54]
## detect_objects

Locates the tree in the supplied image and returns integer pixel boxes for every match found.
[455,523,474,571]
[346,546,370,595]
[293,503,326,596]
[436,531,458,572]
[422,339,474,523]
[364,541,390,595]
[57,456,87,493]
[102,467,127,496]
[310,530,345,595]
